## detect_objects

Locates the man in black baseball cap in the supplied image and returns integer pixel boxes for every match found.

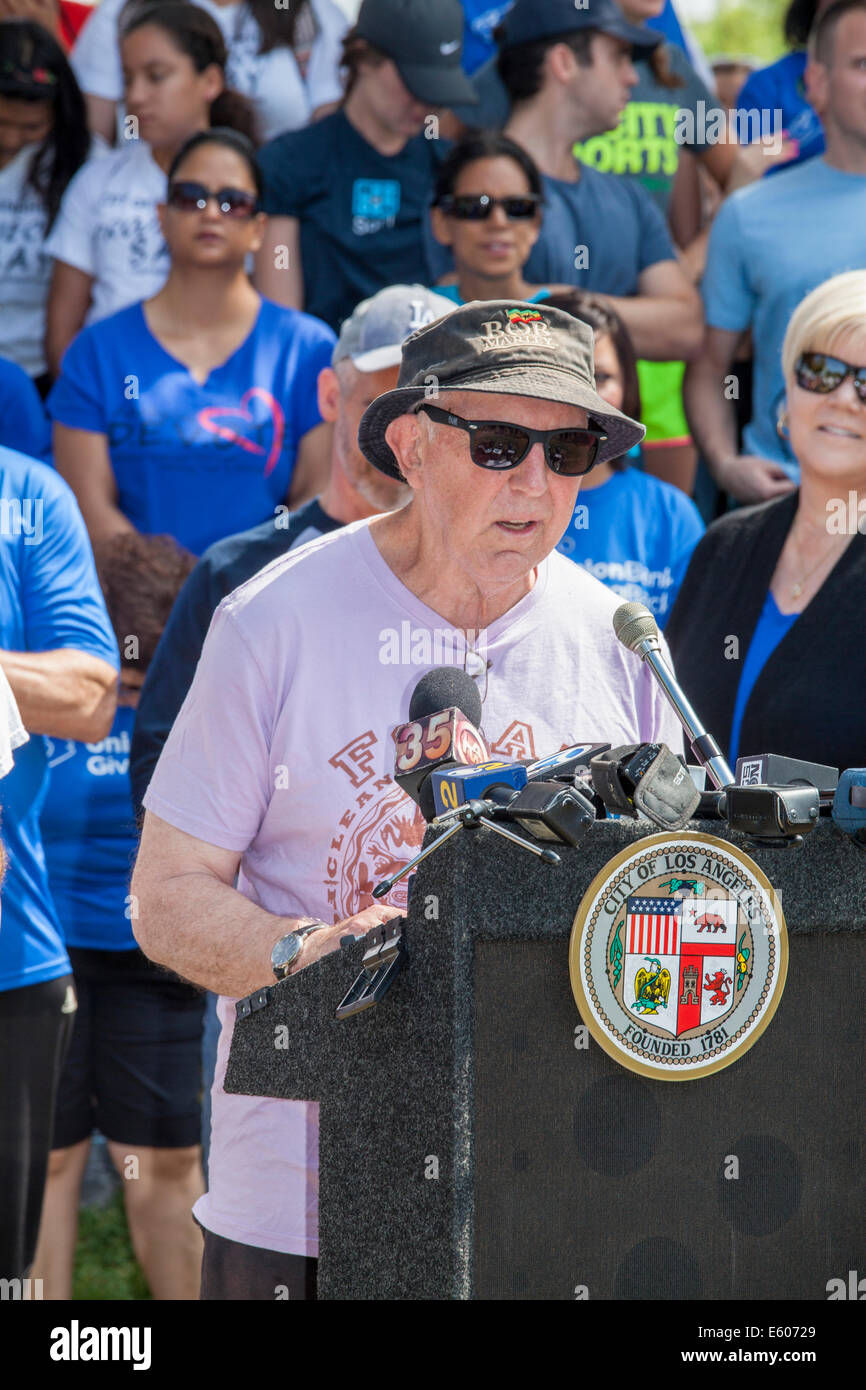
[353,0,479,108]
[255,0,477,333]
[502,1,701,362]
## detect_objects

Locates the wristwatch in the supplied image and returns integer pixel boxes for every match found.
[271,920,328,980]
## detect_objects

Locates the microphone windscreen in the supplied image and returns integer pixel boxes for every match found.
[409,666,483,728]
[613,601,659,653]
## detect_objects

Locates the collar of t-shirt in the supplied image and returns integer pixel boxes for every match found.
[351,519,550,654]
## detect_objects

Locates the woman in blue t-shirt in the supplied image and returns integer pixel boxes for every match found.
[45,1,259,375]
[32,530,205,1300]
[547,289,704,629]
[429,130,574,308]
[49,128,335,555]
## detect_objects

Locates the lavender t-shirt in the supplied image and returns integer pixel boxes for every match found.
[143,517,684,1256]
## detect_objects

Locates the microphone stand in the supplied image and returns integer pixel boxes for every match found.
[372,797,561,900]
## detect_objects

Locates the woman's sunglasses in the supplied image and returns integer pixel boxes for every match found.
[167,180,259,218]
[418,405,606,476]
[435,193,542,222]
[795,352,866,403]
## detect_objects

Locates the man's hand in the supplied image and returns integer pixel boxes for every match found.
[714,454,798,504]
[726,138,800,193]
[292,904,404,974]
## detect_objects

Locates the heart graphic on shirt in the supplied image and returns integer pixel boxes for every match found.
[197,389,285,477]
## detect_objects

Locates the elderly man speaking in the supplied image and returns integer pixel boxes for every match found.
[132,301,683,1299]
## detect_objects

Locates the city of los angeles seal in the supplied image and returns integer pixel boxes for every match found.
[569,832,788,1080]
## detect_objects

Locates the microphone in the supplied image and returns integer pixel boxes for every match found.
[392,666,488,809]
[832,769,866,847]
[526,743,612,782]
[589,742,701,831]
[613,602,734,791]
[429,760,596,847]
[429,759,528,818]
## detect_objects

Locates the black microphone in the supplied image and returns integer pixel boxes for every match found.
[392,667,489,813]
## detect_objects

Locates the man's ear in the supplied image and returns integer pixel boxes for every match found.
[546,40,579,85]
[804,58,828,117]
[384,413,425,489]
[317,366,341,424]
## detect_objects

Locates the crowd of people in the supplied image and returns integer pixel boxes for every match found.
[0,0,864,1302]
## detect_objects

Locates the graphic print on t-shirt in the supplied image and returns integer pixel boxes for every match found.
[323,717,579,917]
[197,389,285,477]
[352,178,401,235]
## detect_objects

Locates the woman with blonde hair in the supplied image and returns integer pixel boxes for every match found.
[667,270,866,772]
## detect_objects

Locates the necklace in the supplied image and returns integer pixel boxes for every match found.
[789,534,845,598]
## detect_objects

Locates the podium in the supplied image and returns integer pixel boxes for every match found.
[225,821,866,1300]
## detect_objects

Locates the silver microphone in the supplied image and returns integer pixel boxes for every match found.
[613,602,734,791]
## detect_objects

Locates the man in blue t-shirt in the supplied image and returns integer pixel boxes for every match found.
[254,0,478,332]
[496,0,703,362]
[0,448,118,1279]
[684,0,866,504]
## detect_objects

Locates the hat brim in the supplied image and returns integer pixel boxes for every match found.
[397,60,479,106]
[358,370,646,479]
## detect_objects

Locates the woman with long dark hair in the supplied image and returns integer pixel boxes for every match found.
[429,131,565,306]
[44,2,256,376]
[49,128,335,555]
[0,19,90,385]
[70,0,349,143]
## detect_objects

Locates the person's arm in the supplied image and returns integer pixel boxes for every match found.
[254,216,303,309]
[598,259,703,362]
[132,812,401,996]
[0,648,116,741]
[682,325,796,503]
[45,261,94,378]
[83,94,117,144]
[287,420,332,507]
[53,422,135,542]
[668,148,703,252]
[130,557,227,817]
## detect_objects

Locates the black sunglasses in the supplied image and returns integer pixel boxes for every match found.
[795,352,866,403]
[167,180,259,218]
[435,193,542,222]
[418,405,606,476]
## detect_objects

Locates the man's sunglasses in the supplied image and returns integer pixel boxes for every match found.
[435,193,541,221]
[167,180,259,218]
[418,405,606,476]
[795,352,866,403]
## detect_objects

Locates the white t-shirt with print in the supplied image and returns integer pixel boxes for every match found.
[71,0,349,142]
[0,147,53,377]
[45,141,169,326]
[143,517,685,1257]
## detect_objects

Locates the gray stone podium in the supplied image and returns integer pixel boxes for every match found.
[225,820,866,1300]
